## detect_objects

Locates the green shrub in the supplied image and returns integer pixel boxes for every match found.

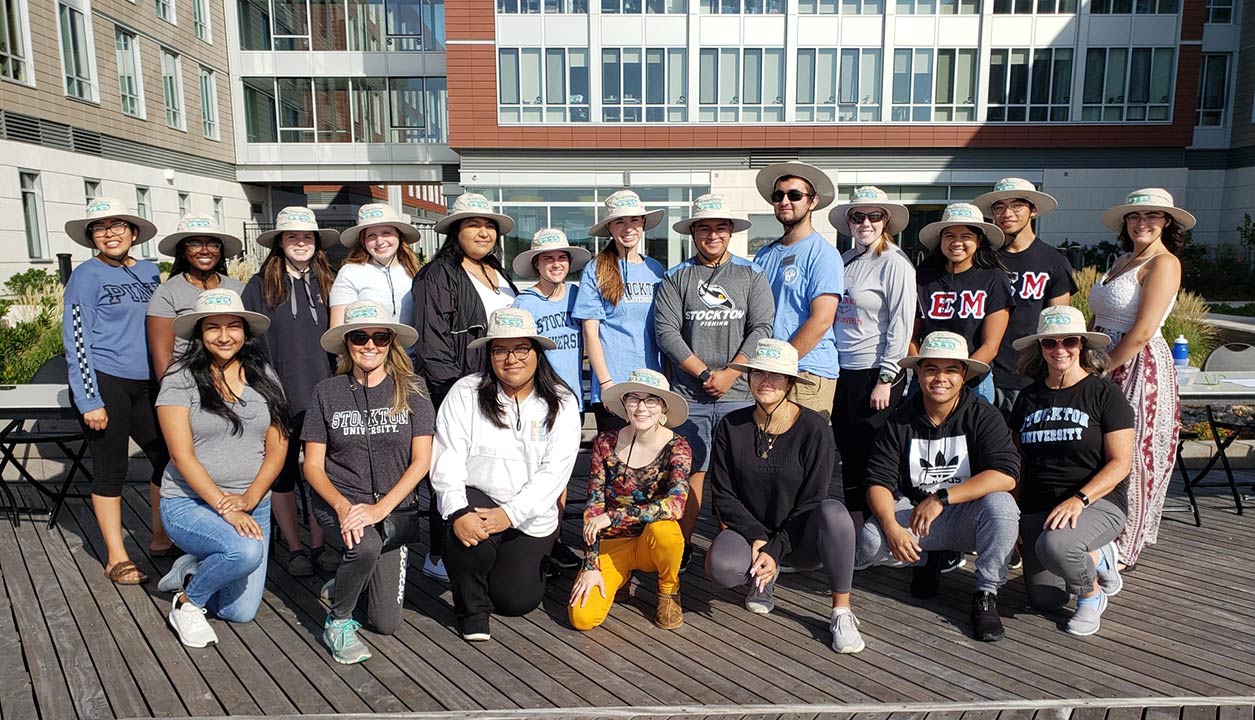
[0,322,64,384]
[4,268,59,297]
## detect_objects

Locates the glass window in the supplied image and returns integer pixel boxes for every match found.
[988,47,1072,121]
[798,0,839,12]
[115,28,144,118]
[310,0,347,50]
[1081,46,1173,121]
[243,77,278,141]
[2,0,31,83]
[1206,0,1232,22]
[701,0,780,13]
[161,49,184,129]
[602,47,685,122]
[897,0,978,12]
[500,47,587,123]
[193,0,211,41]
[700,47,780,121]
[603,0,685,11]
[136,186,154,258]
[353,76,387,141]
[389,77,425,141]
[993,0,1076,11]
[273,0,311,50]
[156,0,175,23]
[424,76,447,141]
[386,0,422,50]
[841,0,883,10]
[58,1,96,101]
[277,77,314,141]
[1091,0,1176,12]
[798,48,880,122]
[238,0,273,50]
[200,67,219,138]
[1196,53,1228,126]
[317,77,352,141]
[20,171,46,259]
[346,0,381,50]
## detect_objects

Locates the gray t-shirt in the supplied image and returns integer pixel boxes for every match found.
[148,273,245,356]
[302,374,436,507]
[157,367,278,500]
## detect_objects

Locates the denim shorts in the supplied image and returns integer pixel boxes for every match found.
[674,398,754,472]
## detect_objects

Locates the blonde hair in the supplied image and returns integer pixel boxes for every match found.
[335,341,426,417]
[872,230,896,256]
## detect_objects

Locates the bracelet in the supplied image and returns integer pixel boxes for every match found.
[1073,491,1091,507]
[448,505,475,523]
[599,378,613,386]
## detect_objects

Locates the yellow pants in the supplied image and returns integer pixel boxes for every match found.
[568,520,684,631]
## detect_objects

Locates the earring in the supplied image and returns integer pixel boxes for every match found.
[658,413,668,426]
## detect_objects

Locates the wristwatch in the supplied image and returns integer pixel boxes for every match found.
[698,368,712,383]
[1073,490,1091,507]
[878,370,897,385]
[934,488,950,507]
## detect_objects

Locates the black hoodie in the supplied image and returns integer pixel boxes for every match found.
[865,386,1019,506]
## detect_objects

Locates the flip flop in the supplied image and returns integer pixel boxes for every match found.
[149,545,182,558]
[105,560,149,585]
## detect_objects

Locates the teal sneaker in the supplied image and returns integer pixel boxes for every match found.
[323,616,371,664]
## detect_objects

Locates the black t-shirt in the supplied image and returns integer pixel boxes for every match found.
[994,239,1078,388]
[916,265,1015,365]
[1010,374,1134,515]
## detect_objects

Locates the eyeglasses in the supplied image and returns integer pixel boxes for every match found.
[88,221,130,236]
[847,211,887,224]
[345,330,394,347]
[1039,336,1082,350]
[770,189,814,204]
[185,239,223,251]
[622,394,663,409]
[693,225,733,237]
[749,369,788,382]
[1125,211,1166,224]
[992,200,1032,215]
[490,346,533,362]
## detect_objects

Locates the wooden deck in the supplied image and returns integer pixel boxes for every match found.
[0,459,1253,720]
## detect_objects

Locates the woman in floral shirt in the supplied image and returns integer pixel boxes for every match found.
[568,369,691,631]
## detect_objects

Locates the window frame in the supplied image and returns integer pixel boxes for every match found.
[1,0,34,85]
[19,170,49,260]
[1195,52,1229,127]
[57,0,99,102]
[600,46,687,123]
[244,75,450,143]
[1090,0,1177,13]
[498,47,591,123]
[991,0,1075,12]
[199,65,219,139]
[891,47,977,122]
[135,186,155,258]
[698,46,785,122]
[795,47,882,122]
[1204,0,1233,23]
[193,0,212,42]
[1081,45,1175,122]
[699,0,781,14]
[986,46,1074,122]
[161,48,185,130]
[114,27,146,118]
[155,0,176,24]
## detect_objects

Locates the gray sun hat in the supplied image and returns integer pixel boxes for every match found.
[511,228,593,279]
[828,186,910,236]
[159,214,244,258]
[919,203,1006,251]
[339,204,422,249]
[1101,188,1196,234]
[601,369,689,428]
[432,193,516,236]
[900,331,989,380]
[972,177,1059,218]
[755,161,837,210]
[588,190,666,238]
[728,338,817,387]
[171,288,271,340]
[64,197,158,249]
[673,194,752,236]
[319,299,418,354]
[467,308,558,352]
[1012,305,1111,352]
[255,206,340,249]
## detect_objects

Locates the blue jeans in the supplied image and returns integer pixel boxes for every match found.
[674,398,754,472]
[974,372,994,403]
[161,496,271,623]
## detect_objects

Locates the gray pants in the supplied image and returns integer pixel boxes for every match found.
[1020,498,1125,611]
[857,492,1020,593]
[708,499,856,594]
[316,507,409,634]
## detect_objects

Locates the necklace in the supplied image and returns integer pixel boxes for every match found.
[1104,243,1161,285]
[469,257,500,295]
[754,398,792,459]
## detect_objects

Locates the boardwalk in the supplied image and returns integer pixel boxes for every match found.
[0,462,1252,720]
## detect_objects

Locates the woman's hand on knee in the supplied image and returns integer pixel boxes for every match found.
[223,510,263,540]
[569,569,606,608]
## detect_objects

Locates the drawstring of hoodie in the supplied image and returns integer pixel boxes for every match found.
[288,268,319,325]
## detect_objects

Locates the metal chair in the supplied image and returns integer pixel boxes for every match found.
[1173,430,1202,526]
[0,354,92,528]
[1184,343,1254,515]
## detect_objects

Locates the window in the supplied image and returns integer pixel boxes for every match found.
[243,76,277,141]
[891,48,976,121]
[699,47,784,122]
[796,48,881,121]
[498,48,590,123]
[156,0,175,23]
[799,0,882,10]
[1196,53,1229,126]
[1091,0,1177,13]
[58,1,97,101]
[178,192,190,217]
[992,0,1075,11]
[84,178,101,201]
[700,0,780,13]
[244,0,443,51]
[2,0,31,83]
[601,48,686,122]
[213,197,224,227]
[1081,47,1174,121]
[193,0,211,41]
[199,66,219,138]
[115,28,144,118]
[161,49,184,128]
[245,76,449,142]
[602,0,686,12]
[20,171,47,259]
[896,0,978,13]
[1205,0,1232,23]
[497,0,587,10]
[987,48,1072,121]
[135,187,154,257]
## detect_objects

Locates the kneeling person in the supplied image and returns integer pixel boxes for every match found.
[859,331,1021,642]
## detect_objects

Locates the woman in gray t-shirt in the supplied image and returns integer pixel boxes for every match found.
[155,289,291,649]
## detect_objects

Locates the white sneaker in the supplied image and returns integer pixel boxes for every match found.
[1096,542,1123,597]
[168,597,218,648]
[422,554,449,584]
[830,608,866,654]
[157,554,200,594]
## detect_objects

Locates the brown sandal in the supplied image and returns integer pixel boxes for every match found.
[105,561,148,585]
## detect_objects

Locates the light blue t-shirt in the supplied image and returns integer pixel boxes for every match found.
[572,256,665,404]
[513,284,585,411]
[753,232,844,379]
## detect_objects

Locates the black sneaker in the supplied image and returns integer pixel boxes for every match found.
[1008,548,1023,570]
[970,591,1005,642]
[940,550,966,574]
[911,552,944,599]
[679,545,693,574]
[549,542,582,570]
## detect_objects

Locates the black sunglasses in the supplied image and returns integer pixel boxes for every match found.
[770,189,814,203]
[848,211,887,224]
[345,330,394,347]
[1039,336,1082,350]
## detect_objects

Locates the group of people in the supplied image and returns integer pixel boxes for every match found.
[59,163,1188,663]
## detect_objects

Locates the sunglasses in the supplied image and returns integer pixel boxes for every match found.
[1039,336,1082,350]
[345,330,394,347]
[848,211,887,224]
[770,189,814,204]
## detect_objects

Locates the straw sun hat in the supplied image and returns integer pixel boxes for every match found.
[728,338,817,387]
[319,299,418,354]
[1101,188,1196,234]
[899,331,990,381]
[64,197,158,249]
[255,206,339,249]
[1011,306,1111,352]
[828,186,910,236]
[754,161,837,210]
[588,190,665,238]
[672,194,752,236]
[918,203,1006,251]
[171,288,270,340]
[467,308,557,352]
[158,214,243,258]
[511,228,592,279]
[602,368,689,428]
[433,193,516,236]
[339,204,422,249]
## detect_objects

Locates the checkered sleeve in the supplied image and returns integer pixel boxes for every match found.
[62,279,104,414]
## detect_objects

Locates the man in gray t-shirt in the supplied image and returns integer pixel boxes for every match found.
[655,194,775,568]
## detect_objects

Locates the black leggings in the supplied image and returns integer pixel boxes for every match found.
[832,368,905,513]
[78,372,168,497]
[271,411,305,494]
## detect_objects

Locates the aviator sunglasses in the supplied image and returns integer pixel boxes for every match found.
[1039,336,1082,350]
[770,189,814,203]
[346,330,395,347]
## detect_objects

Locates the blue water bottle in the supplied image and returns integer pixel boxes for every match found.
[1172,335,1190,367]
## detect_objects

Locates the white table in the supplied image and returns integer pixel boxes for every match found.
[0,384,89,527]
[1175,371,1255,521]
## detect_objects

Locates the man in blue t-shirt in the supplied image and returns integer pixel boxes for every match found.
[752,161,845,419]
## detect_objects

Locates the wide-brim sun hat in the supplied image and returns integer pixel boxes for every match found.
[973,178,1059,218]
[673,193,752,236]
[256,206,340,249]
[602,368,689,428]
[511,228,593,279]
[900,331,989,380]
[158,214,244,258]
[1101,187,1196,234]
[728,338,817,387]
[919,203,1007,251]
[172,288,271,340]
[755,161,837,211]
[828,186,910,236]
[319,299,418,354]
[432,192,516,236]
[64,197,158,249]
[588,189,665,238]
[1011,305,1111,352]
[339,204,423,248]
[467,307,558,352]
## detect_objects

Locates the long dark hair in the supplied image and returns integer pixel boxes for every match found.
[170,238,229,277]
[432,219,517,290]
[259,239,335,309]
[922,225,1008,273]
[475,338,571,431]
[169,321,291,437]
[1119,215,1185,255]
[1017,339,1110,381]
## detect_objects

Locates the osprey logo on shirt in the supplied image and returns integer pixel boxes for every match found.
[926,290,987,319]
[908,436,970,493]
[686,282,746,325]
[1009,271,1050,301]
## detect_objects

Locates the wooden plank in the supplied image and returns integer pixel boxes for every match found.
[1034,708,1073,720]
[1217,706,1254,720]
[0,549,39,720]
[1181,706,1219,720]
[1105,706,1145,720]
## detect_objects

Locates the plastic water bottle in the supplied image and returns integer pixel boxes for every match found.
[1172,335,1190,368]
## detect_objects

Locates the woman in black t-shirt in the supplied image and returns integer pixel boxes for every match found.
[1009,306,1134,637]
